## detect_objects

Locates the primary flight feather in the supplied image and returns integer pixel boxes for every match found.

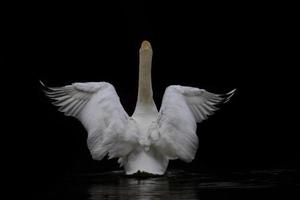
[41,41,235,175]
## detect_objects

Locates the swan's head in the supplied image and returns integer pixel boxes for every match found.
[139,40,152,52]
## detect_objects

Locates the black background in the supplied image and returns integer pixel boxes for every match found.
[4,1,298,197]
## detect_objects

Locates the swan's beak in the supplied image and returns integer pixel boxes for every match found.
[140,40,152,51]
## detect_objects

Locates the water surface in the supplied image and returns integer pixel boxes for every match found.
[37,169,299,200]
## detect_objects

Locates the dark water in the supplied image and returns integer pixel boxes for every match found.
[35,169,299,200]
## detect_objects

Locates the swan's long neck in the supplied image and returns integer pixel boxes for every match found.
[133,41,158,116]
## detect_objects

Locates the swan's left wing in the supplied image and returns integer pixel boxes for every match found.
[41,81,138,162]
[41,81,102,117]
[150,85,235,162]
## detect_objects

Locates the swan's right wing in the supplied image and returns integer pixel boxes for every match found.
[42,81,138,161]
[151,85,235,162]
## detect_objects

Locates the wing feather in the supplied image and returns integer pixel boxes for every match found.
[152,85,235,162]
[41,81,138,161]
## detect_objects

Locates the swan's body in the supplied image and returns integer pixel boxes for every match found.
[42,41,235,175]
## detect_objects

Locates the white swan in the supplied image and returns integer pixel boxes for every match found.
[41,41,235,175]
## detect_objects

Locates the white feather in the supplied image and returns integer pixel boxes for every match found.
[150,85,235,163]
[43,81,139,161]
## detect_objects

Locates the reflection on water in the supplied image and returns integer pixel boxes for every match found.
[89,176,178,200]
[45,169,299,200]
[88,172,200,200]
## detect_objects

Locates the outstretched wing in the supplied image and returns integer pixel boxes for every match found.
[151,85,235,162]
[41,81,103,117]
[41,81,138,161]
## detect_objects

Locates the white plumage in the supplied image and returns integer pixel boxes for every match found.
[41,41,235,175]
